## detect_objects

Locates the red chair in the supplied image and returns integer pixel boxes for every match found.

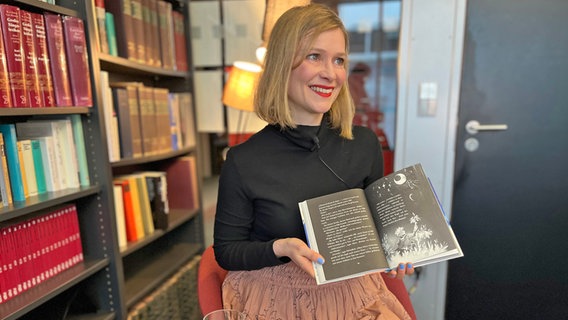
[197,245,416,319]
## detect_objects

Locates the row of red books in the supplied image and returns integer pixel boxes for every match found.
[0,203,83,304]
[0,4,92,108]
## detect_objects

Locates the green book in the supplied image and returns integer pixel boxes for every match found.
[69,115,90,187]
[30,139,47,194]
[105,12,118,56]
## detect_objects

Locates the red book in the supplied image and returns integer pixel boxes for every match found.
[0,5,28,107]
[31,12,55,107]
[165,156,199,210]
[115,179,138,242]
[171,10,188,71]
[61,15,92,106]
[44,13,72,106]
[0,16,12,107]
[20,10,43,107]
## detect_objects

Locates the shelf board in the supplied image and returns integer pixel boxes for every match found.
[120,208,199,257]
[10,0,79,16]
[123,242,201,308]
[0,258,109,320]
[0,186,101,223]
[99,53,189,79]
[110,146,196,168]
[0,107,91,117]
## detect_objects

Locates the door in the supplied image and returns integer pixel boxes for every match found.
[446,0,568,319]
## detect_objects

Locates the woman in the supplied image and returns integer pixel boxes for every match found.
[214,4,413,319]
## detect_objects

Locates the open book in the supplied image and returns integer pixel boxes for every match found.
[299,163,463,285]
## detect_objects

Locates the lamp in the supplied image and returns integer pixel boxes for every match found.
[222,61,261,112]
[222,61,262,146]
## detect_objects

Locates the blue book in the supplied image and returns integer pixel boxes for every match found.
[0,124,26,202]
[30,139,47,194]
[69,115,90,187]
[105,12,118,56]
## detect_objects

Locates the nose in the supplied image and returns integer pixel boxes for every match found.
[319,60,336,81]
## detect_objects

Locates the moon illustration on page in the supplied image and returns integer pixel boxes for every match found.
[409,193,415,201]
[394,173,407,185]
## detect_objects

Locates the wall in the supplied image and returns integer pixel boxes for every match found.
[395,0,466,319]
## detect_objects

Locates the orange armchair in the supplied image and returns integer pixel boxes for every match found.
[197,245,416,319]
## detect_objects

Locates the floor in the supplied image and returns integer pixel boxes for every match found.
[201,175,219,248]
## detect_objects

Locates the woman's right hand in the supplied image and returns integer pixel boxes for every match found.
[273,238,325,278]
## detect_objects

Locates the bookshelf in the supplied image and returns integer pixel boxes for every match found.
[0,0,203,319]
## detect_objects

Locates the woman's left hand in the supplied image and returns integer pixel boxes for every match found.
[384,263,414,280]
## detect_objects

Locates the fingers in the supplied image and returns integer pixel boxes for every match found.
[385,263,414,279]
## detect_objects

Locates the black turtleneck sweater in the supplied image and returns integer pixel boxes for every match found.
[213,118,383,271]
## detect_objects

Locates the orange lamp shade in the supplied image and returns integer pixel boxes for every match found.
[222,61,262,112]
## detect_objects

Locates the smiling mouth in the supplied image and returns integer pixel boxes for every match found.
[310,85,333,96]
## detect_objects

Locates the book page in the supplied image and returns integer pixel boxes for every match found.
[301,189,389,282]
[365,164,462,267]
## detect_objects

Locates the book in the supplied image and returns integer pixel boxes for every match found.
[134,174,155,236]
[153,87,171,153]
[156,0,174,70]
[16,140,30,197]
[94,0,109,54]
[36,136,60,192]
[114,178,138,242]
[61,15,92,106]
[177,92,196,148]
[31,12,55,107]
[20,10,43,107]
[104,0,137,60]
[105,12,118,56]
[110,82,143,157]
[0,133,13,205]
[171,10,188,71]
[165,155,199,210]
[0,5,27,107]
[148,0,161,68]
[19,139,38,197]
[111,87,133,158]
[130,0,145,64]
[299,163,463,285]
[139,171,169,230]
[112,184,128,249]
[0,124,26,202]
[68,114,90,187]
[100,71,120,161]
[30,139,47,194]
[167,93,181,150]
[44,13,73,106]
[0,14,12,107]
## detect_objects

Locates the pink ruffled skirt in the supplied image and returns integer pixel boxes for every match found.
[222,262,411,320]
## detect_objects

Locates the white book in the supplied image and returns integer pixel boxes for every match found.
[37,136,60,192]
[53,119,80,189]
[113,184,128,249]
[16,122,67,190]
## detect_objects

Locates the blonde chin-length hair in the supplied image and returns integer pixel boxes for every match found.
[255,3,355,139]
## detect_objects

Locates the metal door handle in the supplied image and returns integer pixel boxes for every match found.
[466,120,508,135]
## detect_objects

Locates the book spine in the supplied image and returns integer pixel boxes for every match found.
[153,87,171,153]
[171,11,188,71]
[113,184,128,249]
[115,179,138,242]
[157,0,174,70]
[131,0,145,64]
[94,0,109,54]
[105,0,136,60]
[44,13,73,106]
[31,12,55,107]
[0,13,12,107]
[61,16,92,107]
[0,5,28,107]
[20,10,43,107]
[140,0,153,66]
[16,140,30,198]
[30,139,47,194]
[148,0,161,67]
[0,133,13,204]
[168,93,181,150]
[0,124,25,202]
[69,114,90,187]
[105,12,118,56]
[112,87,133,158]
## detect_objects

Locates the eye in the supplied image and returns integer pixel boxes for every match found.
[306,53,320,61]
[334,57,345,66]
